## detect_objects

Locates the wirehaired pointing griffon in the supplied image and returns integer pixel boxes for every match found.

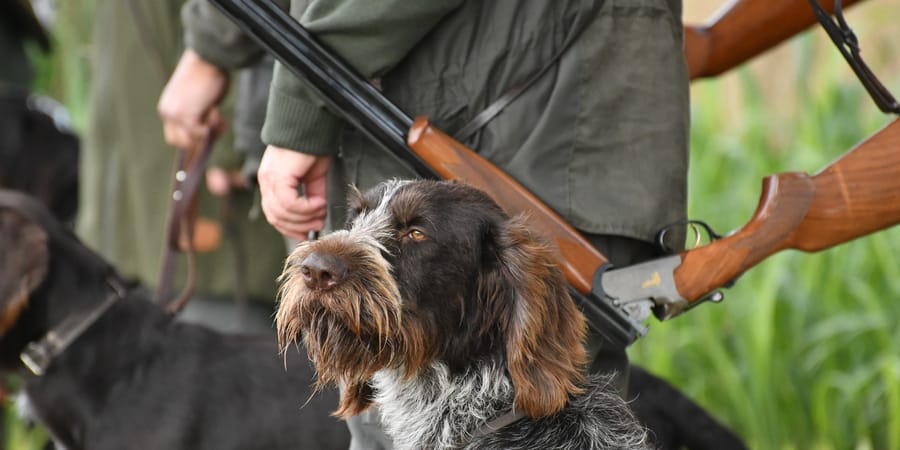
[277,179,650,449]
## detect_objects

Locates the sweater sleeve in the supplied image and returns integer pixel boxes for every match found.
[181,0,288,70]
[261,0,464,155]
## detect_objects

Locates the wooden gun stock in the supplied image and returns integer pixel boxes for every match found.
[685,0,866,79]
[675,118,900,302]
[407,117,608,294]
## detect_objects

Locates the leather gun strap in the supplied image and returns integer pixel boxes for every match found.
[154,131,217,314]
[809,0,900,114]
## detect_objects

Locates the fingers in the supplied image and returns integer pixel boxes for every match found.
[260,182,327,238]
[161,105,227,152]
[158,49,229,151]
[205,167,249,196]
[162,119,211,152]
[257,146,332,239]
[206,167,231,196]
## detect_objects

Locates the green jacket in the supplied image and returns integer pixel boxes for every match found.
[67,0,287,302]
[186,0,688,247]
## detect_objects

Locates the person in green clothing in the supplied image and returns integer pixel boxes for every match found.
[160,0,688,448]
[62,0,287,334]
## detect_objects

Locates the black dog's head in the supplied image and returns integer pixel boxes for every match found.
[0,206,48,338]
[0,91,79,224]
[277,179,587,419]
[0,191,112,369]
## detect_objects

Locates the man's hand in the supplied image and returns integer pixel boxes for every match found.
[257,145,330,238]
[206,167,250,196]
[158,49,229,151]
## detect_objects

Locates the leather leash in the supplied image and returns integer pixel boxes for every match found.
[154,130,217,314]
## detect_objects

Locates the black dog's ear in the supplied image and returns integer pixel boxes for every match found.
[487,216,588,418]
[0,208,49,335]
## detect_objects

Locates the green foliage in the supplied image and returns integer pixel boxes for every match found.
[28,0,96,131]
[630,45,900,450]
[3,409,48,450]
[2,374,47,450]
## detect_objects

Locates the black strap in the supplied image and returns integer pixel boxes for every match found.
[449,9,593,142]
[20,277,127,376]
[809,0,900,114]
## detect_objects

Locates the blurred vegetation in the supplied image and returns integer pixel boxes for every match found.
[4,1,900,449]
[630,3,900,449]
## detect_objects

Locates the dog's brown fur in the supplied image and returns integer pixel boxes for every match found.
[0,210,48,335]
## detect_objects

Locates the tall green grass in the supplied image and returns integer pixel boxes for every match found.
[630,33,900,450]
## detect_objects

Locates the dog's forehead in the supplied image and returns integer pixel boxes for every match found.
[356,180,454,224]
[354,180,506,228]
[343,180,407,240]
[351,179,410,227]
[362,179,410,212]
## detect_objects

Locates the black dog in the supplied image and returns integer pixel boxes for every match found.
[627,365,747,450]
[0,90,79,224]
[0,190,350,450]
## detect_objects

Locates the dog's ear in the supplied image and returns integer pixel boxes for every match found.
[333,380,374,419]
[488,216,588,418]
[344,184,367,228]
[0,208,49,335]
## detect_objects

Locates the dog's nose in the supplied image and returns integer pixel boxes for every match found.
[300,251,348,290]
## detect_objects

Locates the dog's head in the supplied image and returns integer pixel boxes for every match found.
[0,92,80,224]
[0,206,49,338]
[0,191,114,369]
[277,179,587,418]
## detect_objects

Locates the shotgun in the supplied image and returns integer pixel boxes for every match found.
[209,0,900,342]
[684,0,866,80]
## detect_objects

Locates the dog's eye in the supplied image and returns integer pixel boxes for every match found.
[405,229,427,241]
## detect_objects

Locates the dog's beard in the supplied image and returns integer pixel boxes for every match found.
[276,238,434,388]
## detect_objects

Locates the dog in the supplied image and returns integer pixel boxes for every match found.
[627,365,748,450]
[0,190,351,450]
[0,90,79,224]
[276,179,655,449]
